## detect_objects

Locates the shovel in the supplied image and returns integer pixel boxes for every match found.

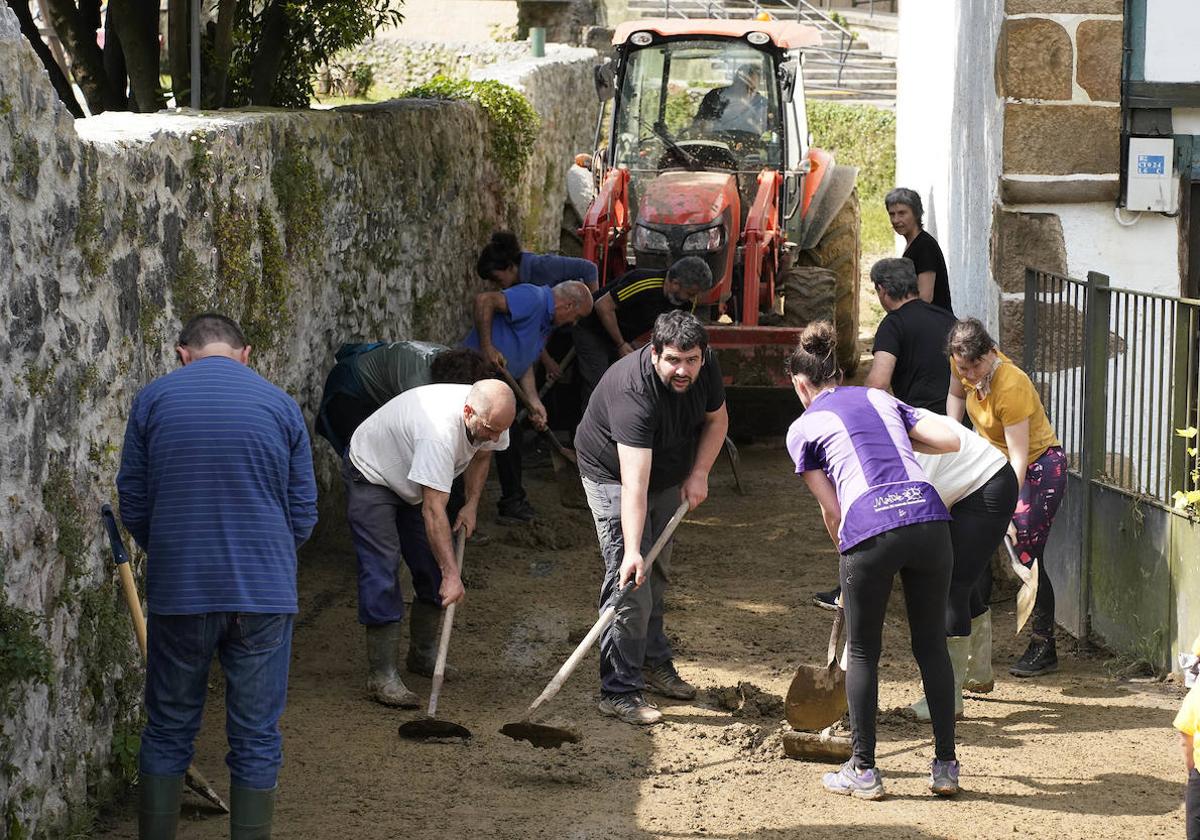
[723,436,745,495]
[515,348,576,426]
[785,605,849,731]
[1004,536,1039,634]
[398,530,471,741]
[496,367,578,467]
[501,499,690,748]
[100,505,230,814]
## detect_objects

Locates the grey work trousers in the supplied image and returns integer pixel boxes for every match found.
[583,477,680,695]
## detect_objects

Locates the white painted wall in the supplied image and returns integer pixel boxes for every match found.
[896,0,1004,326]
[1173,108,1200,135]
[1145,0,1200,83]
[1009,201,1180,295]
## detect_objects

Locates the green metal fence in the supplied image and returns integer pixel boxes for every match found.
[1023,267,1200,643]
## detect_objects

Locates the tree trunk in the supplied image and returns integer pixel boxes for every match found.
[167,0,189,107]
[108,0,165,112]
[248,0,288,105]
[6,0,84,117]
[206,0,236,107]
[102,9,129,111]
[42,0,120,114]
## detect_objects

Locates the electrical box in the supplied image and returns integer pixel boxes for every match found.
[1126,137,1178,213]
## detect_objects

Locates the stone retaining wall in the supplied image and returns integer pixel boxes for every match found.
[0,6,595,832]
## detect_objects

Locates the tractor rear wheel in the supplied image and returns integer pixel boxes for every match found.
[794,189,862,376]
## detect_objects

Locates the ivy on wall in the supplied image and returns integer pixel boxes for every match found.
[402,76,541,181]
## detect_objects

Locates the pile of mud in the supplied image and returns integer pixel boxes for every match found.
[707,681,785,719]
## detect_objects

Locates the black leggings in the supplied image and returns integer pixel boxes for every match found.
[841,520,956,769]
[949,465,1019,636]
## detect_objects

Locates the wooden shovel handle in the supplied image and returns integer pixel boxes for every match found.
[826,605,844,669]
[496,367,577,464]
[427,529,466,718]
[523,500,690,718]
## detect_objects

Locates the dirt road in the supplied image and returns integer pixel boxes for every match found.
[94,446,1187,839]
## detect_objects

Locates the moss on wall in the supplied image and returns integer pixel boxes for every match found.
[75,177,107,276]
[270,144,325,265]
[0,602,52,717]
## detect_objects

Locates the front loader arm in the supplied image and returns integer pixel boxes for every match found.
[581,167,631,285]
[741,168,781,326]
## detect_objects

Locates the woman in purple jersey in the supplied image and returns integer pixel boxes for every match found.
[786,322,963,800]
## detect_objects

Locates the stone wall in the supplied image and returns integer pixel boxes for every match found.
[332,37,540,96]
[0,5,595,832]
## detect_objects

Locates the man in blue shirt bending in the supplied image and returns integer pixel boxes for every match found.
[463,281,593,522]
[117,313,318,840]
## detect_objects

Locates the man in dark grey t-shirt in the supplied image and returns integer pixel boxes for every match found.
[865,257,957,413]
[574,311,729,726]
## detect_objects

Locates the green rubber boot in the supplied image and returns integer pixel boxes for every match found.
[137,773,183,840]
[963,609,995,693]
[365,623,420,708]
[230,784,276,840]
[405,600,442,677]
[907,635,970,722]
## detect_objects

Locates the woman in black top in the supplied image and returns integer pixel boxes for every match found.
[886,187,952,313]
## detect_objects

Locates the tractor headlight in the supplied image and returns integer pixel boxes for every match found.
[682,226,724,252]
[634,224,670,251]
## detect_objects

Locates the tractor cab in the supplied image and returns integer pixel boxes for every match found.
[580,19,861,425]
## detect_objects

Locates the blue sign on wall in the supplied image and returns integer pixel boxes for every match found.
[1137,154,1166,175]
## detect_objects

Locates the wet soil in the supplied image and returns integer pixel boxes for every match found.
[93,446,1188,839]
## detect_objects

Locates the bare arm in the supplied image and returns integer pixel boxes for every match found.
[453,449,493,538]
[1003,419,1031,495]
[1182,732,1195,771]
[947,376,967,422]
[421,485,465,604]
[865,351,897,393]
[472,291,510,369]
[681,404,728,510]
[917,271,936,304]
[803,469,842,549]
[616,443,653,588]
[594,292,631,355]
[909,416,962,454]
[520,365,547,430]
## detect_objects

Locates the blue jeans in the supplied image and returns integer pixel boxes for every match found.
[583,478,679,695]
[140,612,294,790]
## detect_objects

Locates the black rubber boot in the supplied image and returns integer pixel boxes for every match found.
[137,773,183,840]
[1010,633,1058,677]
[406,600,442,677]
[230,784,276,840]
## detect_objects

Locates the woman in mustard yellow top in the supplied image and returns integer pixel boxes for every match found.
[946,319,1066,679]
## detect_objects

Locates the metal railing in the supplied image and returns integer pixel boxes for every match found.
[661,0,730,18]
[1024,267,1200,509]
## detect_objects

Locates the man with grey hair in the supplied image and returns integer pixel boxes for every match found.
[572,256,715,406]
[464,280,593,523]
[865,257,957,413]
[343,379,516,707]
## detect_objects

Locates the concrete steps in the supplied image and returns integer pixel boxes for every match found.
[625,0,896,106]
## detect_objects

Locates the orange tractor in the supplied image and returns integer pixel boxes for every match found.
[579,19,861,431]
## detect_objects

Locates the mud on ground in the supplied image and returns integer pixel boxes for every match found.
[94,447,1187,839]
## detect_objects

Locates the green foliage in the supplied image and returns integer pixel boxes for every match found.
[22,355,57,397]
[807,101,896,253]
[403,76,541,181]
[0,602,53,717]
[42,463,88,585]
[225,0,404,108]
[270,146,325,264]
[172,196,295,353]
[109,727,140,786]
[1174,426,1200,516]
[75,179,107,276]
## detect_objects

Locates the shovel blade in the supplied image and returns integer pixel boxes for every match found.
[785,663,847,731]
[184,764,229,813]
[500,720,581,749]
[397,718,472,741]
[1015,558,1039,634]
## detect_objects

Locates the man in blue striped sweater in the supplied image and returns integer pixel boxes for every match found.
[117,313,318,840]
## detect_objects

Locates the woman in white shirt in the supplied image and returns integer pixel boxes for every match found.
[907,411,1019,720]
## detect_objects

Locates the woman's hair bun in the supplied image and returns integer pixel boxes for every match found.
[799,321,836,356]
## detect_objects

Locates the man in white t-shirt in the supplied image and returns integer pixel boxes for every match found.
[342,379,515,707]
